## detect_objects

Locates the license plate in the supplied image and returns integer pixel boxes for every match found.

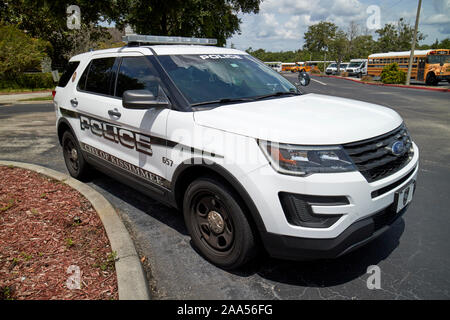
[395,181,415,213]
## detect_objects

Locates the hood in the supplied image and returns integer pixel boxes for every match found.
[193,94,403,145]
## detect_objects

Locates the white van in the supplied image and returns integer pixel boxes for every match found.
[346,59,368,78]
[326,63,349,75]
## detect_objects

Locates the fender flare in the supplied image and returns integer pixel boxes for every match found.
[56,117,76,145]
[171,158,267,233]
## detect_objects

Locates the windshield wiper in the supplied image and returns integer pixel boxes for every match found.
[191,97,254,107]
[253,91,300,101]
[191,92,299,107]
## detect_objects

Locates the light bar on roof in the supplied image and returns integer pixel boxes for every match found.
[123,34,218,46]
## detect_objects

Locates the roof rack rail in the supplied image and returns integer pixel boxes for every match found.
[123,34,218,46]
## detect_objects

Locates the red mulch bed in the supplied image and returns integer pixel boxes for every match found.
[0,166,118,300]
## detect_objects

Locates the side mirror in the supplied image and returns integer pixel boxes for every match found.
[298,71,311,87]
[122,87,169,109]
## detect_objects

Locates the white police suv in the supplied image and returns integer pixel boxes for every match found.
[54,35,419,269]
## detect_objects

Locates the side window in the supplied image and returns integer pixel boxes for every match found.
[77,63,89,91]
[84,57,116,95]
[58,61,80,87]
[115,56,161,98]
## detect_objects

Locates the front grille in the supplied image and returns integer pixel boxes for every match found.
[343,124,414,182]
[371,165,417,198]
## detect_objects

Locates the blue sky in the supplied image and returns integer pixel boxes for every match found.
[228,0,450,51]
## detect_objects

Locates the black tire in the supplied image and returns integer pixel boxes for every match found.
[426,73,438,86]
[183,177,257,270]
[62,131,91,180]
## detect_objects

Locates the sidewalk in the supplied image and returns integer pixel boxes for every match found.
[0,91,52,104]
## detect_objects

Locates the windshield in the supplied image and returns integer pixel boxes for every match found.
[158,54,297,105]
[348,62,362,68]
[328,64,337,68]
[428,55,450,64]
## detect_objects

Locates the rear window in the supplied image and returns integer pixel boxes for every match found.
[83,57,116,95]
[57,61,80,87]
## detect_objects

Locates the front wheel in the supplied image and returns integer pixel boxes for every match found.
[183,177,257,269]
[426,73,438,86]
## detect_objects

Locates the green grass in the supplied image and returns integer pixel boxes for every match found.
[0,88,53,94]
[19,95,53,102]
[65,238,75,248]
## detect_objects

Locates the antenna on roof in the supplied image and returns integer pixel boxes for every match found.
[123,34,218,46]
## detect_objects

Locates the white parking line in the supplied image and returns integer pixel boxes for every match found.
[311,78,328,86]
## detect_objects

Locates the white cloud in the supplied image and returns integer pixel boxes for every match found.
[229,0,449,51]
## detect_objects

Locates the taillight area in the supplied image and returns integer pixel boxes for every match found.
[52,90,56,99]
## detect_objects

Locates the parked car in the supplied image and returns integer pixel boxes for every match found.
[54,35,419,269]
[325,63,338,75]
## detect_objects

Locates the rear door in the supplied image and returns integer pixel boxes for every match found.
[73,54,119,161]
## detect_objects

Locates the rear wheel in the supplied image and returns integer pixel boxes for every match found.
[183,177,257,269]
[62,131,90,180]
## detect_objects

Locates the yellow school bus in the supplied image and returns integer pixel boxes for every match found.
[291,62,320,73]
[281,63,296,72]
[368,49,450,85]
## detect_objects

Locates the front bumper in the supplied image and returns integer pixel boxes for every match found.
[261,204,408,260]
[347,70,361,76]
[240,143,419,259]
[437,75,450,81]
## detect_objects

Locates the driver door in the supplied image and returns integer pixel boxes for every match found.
[106,52,171,190]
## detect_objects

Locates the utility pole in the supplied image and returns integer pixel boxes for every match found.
[406,0,422,85]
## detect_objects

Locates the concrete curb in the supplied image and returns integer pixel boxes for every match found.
[0,160,151,300]
[312,74,450,92]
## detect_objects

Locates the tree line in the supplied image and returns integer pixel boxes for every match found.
[0,0,261,70]
[248,19,450,65]
[1,0,449,76]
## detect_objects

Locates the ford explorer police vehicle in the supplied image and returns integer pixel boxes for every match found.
[54,35,419,269]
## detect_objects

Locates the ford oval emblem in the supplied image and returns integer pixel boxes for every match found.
[390,141,405,156]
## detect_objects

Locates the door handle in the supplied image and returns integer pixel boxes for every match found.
[70,98,78,107]
[108,108,121,118]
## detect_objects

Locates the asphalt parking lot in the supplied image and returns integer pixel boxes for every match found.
[1,77,449,299]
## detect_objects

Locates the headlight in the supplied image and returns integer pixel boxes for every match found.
[258,140,356,176]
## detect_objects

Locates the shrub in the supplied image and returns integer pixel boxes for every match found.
[0,24,50,76]
[310,68,321,75]
[361,75,374,82]
[381,63,407,84]
[0,73,55,90]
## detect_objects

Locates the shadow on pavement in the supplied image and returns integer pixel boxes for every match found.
[89,171,189,237]
[255,220,403,288]
[88,169,404,289]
